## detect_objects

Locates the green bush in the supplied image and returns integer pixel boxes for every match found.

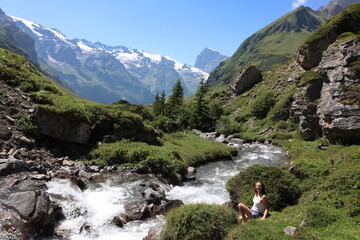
[162,204,236,240]
[305,205,336,227]
[294,159,331,179]
[226,165,301,211]
[216,116,242,135]
[249,91,277,119]
[16,114,38,138]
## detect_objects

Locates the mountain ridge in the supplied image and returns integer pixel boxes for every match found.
[206,6,326,87]
[11,16,208,104]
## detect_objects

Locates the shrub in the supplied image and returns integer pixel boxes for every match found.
[226,165,301,211]
[249,91,277,119]
[161,204,236,240]
[216,116,242,135]
[305,205,336,227]
[16,115,38,138]
[294,159,331,179]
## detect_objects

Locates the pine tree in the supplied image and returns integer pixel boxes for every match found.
[166,80,184,119]
[153,91,166,117]
[190,79,214,131]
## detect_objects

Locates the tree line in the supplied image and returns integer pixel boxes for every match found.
[152,79,223,132]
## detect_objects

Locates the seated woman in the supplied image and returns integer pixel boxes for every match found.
[237,181,268,222]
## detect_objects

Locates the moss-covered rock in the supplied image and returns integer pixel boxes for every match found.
[161,204,236,240]
[297,4,360,69]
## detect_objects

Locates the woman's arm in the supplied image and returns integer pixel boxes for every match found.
[260,195,269,220]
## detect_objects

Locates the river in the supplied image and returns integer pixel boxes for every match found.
[45,141,288,239]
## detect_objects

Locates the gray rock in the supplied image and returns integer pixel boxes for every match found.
[0,203,30,240]
[89,165,100,172]
[78,170,92,181]
[283,226,297,236]
[124,201,151,221]
[143,222,165,240]
[73,161,87,171]
[143,188,162,205]
[291,75,323,140]
[5,190,56,236]
[0,159,31,176]
[192,129,202,135]
[50,167,73,179]
[230,65,262,95]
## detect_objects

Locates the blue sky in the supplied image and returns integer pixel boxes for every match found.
[0,0,329,65]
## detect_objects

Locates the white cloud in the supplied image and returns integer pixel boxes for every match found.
[292,0,307,9]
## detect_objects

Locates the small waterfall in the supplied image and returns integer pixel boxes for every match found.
[45,141,288,239]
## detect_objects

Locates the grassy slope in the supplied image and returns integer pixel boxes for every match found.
[206,6,326,88]
[208,7,360,238]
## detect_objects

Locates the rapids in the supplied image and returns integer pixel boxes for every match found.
[44,141,288,239]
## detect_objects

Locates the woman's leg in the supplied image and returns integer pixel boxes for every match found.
[238,203,253,222]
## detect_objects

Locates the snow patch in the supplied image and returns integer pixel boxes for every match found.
[77,41,95,53]
[115,51,141,62]
[46,28,68,41]
[141,51,162,62]
[11,16,43,37]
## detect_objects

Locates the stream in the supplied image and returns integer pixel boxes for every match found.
[44,141,289,240]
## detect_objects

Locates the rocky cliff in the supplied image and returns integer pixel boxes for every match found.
[292,4,360,144]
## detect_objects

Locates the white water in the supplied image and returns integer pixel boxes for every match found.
[45,142,288,239]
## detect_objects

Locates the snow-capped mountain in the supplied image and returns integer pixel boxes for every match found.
[11,16,208,104]
[194,48,229,74]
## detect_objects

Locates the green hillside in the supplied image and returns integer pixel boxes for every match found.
[207,6,326,88]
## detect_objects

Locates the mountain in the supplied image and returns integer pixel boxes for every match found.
[318,0,360,17]
[206,6,326,87]
[11,17,208,104]
[0,9,38,65]
[194,48,229,73]
[92,42,208,95]
[11,16,155,104]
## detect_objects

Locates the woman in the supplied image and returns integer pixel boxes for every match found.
[237,181,269,222]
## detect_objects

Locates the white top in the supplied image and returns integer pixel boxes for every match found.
[251,194,265,213]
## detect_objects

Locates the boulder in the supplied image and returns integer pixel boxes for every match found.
[0,203,30,240]
[230,66,262,95]
[143,188,162,205]
[156,200,184,215]
[124,201,151,221]
[143,222,165,240]
[0,159,31,176]
[5,190,56,236]
[283,226,297,237]
[33,107,91,144]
